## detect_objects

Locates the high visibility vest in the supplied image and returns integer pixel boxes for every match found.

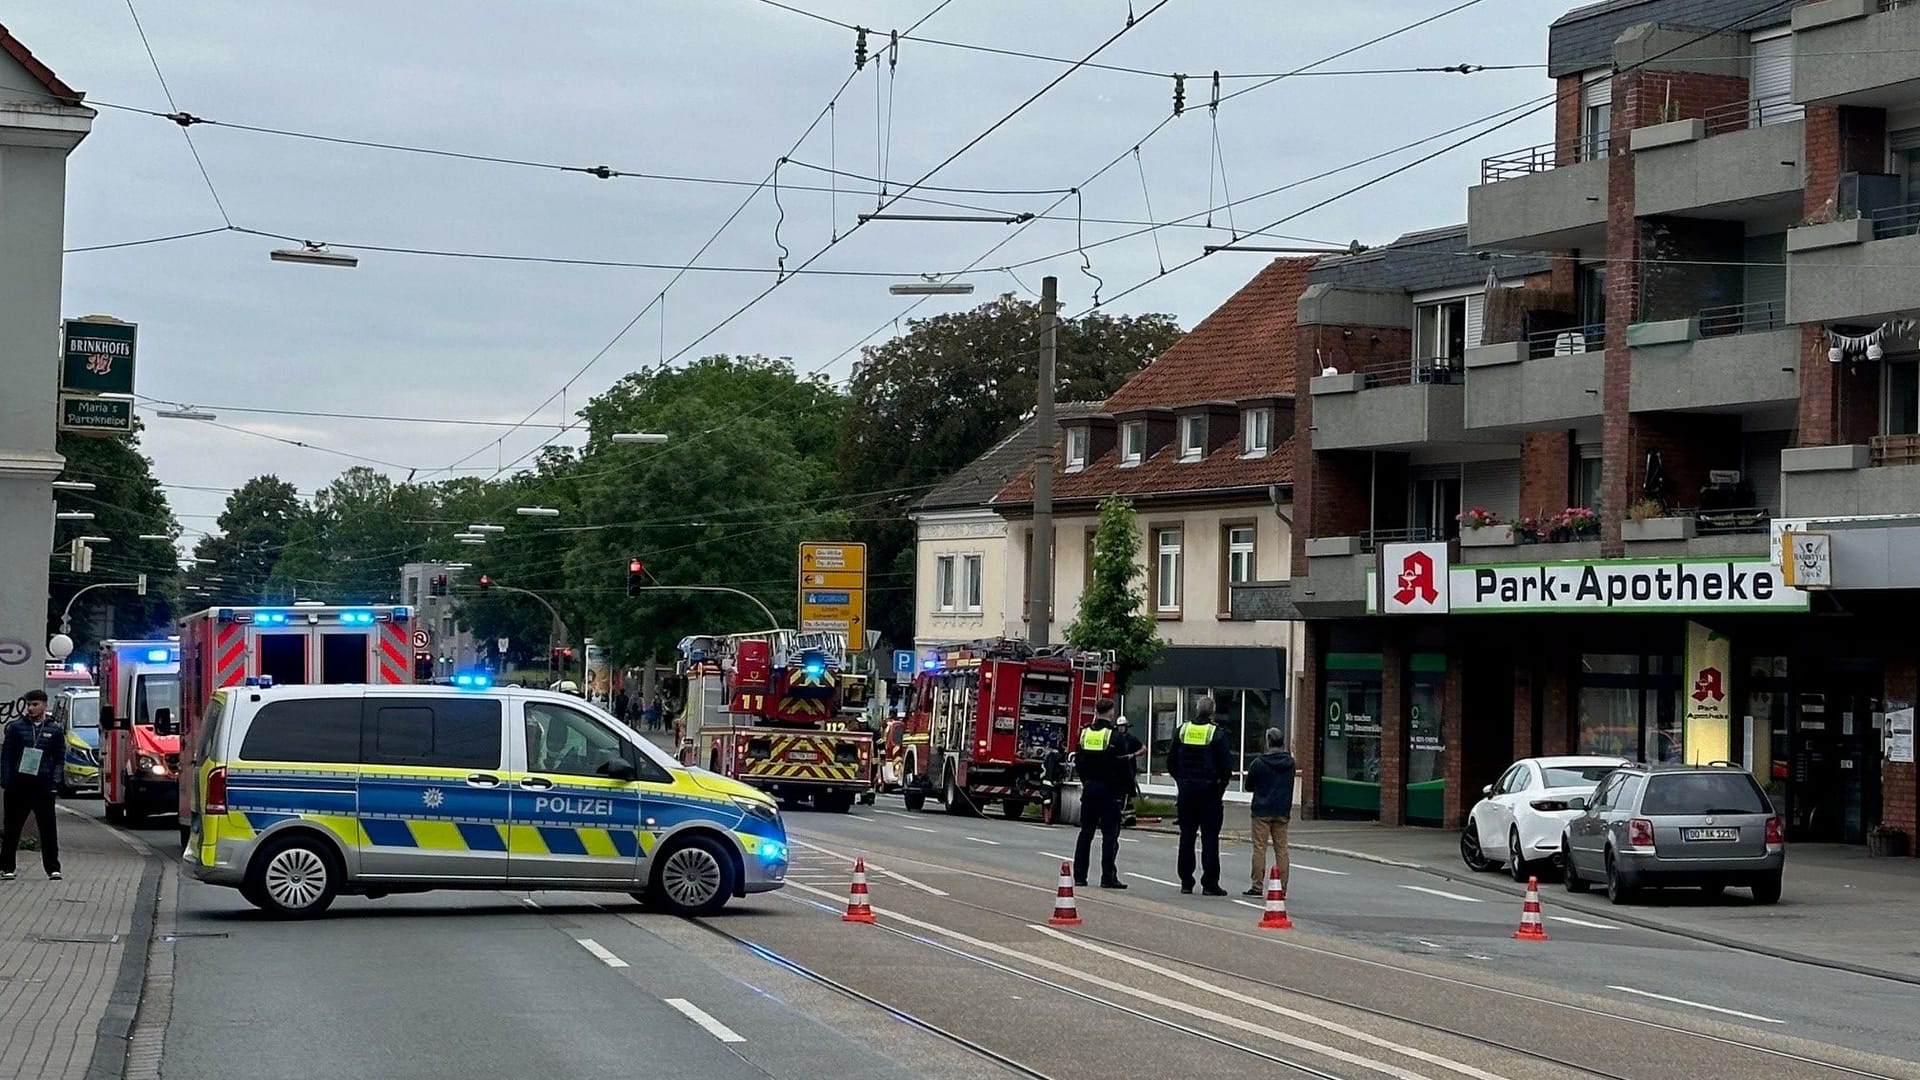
[1178,722,1216,746]
[1080,727,1111,751]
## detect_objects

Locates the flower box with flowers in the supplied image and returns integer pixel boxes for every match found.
[1456,507,1514,547]
[1551,507,1600,543]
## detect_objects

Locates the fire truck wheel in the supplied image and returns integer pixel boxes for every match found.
[999,799,1027,820]
[942,772,977,817]
[902,791,927,812]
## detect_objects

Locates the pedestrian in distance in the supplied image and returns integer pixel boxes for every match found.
[1111,714,1145,825]
[1243,727,1297,896]
[644,697,662,732]
[1168,695,1232,896]
[1,691,64,881]
[1072,699,1126,889]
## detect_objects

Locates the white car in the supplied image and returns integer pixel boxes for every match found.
[1462,756,1628,881]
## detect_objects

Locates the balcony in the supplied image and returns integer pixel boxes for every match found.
[1629,96,1804,219]
[1628,302,1799,413]
[1468,135,1610,251]
[1463,333,1603,430]
[1786,203,1920,324]
[1309,366,1468,451]
[1792,0,1920,108]
[1780,441,1920,517]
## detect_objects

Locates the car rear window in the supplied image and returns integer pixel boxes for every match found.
[1640,772,1769,815]
[1542,764,1620,788]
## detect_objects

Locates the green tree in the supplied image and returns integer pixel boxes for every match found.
[187,476,307,604]
[838,296,1181,644]
[1064,497,1163,694]
[273,466,440,602]
[47,427,181,647]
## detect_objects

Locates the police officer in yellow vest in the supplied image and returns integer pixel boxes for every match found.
[1168,695,1232,895]
[1071,699,1126,889]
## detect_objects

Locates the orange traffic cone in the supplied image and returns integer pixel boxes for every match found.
[1257,866,1293,930]
[1048,860,1083,927]
[1512,875,1549,941]
[842,855,875,924]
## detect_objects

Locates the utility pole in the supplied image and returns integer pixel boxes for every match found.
[1028,275,1058,645]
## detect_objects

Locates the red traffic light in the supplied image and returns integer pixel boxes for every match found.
[478,574,493,589]
[628,558,643,574]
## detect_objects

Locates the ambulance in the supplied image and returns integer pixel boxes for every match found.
[174,606,415,844]
[98,641,182,822]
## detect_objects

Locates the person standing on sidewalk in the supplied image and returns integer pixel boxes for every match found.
[1168,695,1232,896]
[1,691,64,880]
[1243,727,1296,897]
[1112,714,1145,826]
[1072,699,1126,889]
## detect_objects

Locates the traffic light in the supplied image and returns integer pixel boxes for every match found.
[478,574,493,591]
[627,558,644,597]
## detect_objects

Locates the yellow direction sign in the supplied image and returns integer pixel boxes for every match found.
[798,542,866,638]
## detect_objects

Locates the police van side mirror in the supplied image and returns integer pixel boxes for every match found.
[603,758,639,782]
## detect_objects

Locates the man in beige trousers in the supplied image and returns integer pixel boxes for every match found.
[1242,727,1296,896]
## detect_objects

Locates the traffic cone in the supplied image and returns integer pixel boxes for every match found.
[1047,860,1083,927]
[842,855,875,924]
[1257,866,1293,930]
[1512,875,1549,941]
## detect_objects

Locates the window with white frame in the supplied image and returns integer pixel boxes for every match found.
[1121,421,1146,465]
[1179,415,1205,461]
[1241,407,1271,456]
[1065,426,1089,471]
[962,554,983,612]
[935,555,956,612]
[1227,525,1256,585]
[1154,528,1183,613]
[1579,67,1611,162]
[1414,299,1468,370]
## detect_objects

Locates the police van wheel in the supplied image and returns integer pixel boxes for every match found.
[248,835,342,918]
[649,836,735,916]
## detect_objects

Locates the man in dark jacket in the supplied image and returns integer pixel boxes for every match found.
[1167,695,1232,895]
[1072,700,1126,889]
[1243,727,1297,896]
[2,691,64,880]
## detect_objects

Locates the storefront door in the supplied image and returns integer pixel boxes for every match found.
[1792,686,1882,844]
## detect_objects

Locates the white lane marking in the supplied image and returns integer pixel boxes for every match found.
[787,836,1049,893]
[879,869,950,897]
[1038,927,1512,1080]
[1417,940,1445,950]
[1118,837,1140,843]
[872,809,914,818]
[965,836,1001,846]
[664,998,747,1043]
[1125,872,1183,888]
[1230,899,1265,911]
[900,824,938,833]
[521,897,541,908]
[1608,985,1784,1024]
[783,882,1436,1080]
[1400,884,1484,903]
[1291,862,1348,876]
[576,939,629,968]
[1017,823,1054,832]
[1550,915,1619,930]
[1041,852,1071,863]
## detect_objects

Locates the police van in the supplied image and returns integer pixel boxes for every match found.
[186,681,788,918]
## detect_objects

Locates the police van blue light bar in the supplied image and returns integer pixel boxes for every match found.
[452,673,492,689]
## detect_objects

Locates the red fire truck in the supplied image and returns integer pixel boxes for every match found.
[901,639,1112,821]
[99,640,182,824]
[680,631,874,812]
[174,605,415,840]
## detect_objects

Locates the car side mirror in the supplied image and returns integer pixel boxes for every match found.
[1481,784,1493,796]
[602,758,639,782]
[1567,796,1588,812]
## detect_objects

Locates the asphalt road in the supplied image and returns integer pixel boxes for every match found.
[97,797,1920,1080]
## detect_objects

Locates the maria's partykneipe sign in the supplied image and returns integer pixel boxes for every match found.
[1370,546,1808,615]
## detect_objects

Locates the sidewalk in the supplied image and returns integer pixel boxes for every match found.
[1149,808,1920,984]
[0,806,160,1080]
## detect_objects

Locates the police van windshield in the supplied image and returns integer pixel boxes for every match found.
[66,694,101,731]
[136,674,181,727]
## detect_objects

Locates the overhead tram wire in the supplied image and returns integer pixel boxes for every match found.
[124,0,232,229]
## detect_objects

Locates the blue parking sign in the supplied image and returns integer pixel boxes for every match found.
[893,649,914,674]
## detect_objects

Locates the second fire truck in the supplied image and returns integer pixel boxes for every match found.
[98,640,182,823]
[680,631,874,812]
[901,639,1112,821]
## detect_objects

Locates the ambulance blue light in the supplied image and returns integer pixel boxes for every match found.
[339,610,375,626]
[143,648,171,663]
[390,606,411,622]
[257,611,288,626]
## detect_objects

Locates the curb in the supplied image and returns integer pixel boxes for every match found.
[67,811,164,1080]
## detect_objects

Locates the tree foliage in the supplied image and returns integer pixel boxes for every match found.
[47,428,180,648]
[186,476,307,605]
[1064,497,1163,695]
[837,295,1181,645]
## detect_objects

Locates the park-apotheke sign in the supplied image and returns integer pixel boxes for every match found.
[1370,543,1808,614]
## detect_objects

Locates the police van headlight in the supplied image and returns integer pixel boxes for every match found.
[731,795,779,824]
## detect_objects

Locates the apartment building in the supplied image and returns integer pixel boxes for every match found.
[399,561,485,678]
[992,259,1309,799]
[1232,0,1919,849]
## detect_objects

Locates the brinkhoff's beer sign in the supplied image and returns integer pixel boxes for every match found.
[1369,543,1809,615]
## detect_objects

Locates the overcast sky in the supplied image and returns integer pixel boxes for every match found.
[15,0,1553,542]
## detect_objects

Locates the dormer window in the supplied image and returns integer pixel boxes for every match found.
[1242,407,1272,457]
[1121,421,1145,466]
[1065,426,1089,472]
[1179,415,1205,461]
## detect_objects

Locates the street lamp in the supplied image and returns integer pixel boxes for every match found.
[516,507,560,517]
[155,406,217,421]
[611,432,669,444]
[55,511,94,521]
[460,538,488,545]
[138,533,171,541]
[77,536,110,544]
[50,481,96,492]
[453,532,485,540]
[270,242,358,268]
[888,281,975,296]
[468,524,506,534]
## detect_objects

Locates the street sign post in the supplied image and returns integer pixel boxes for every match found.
[61,319,137,396]
[798,542,866,638]
[58,393,134,435]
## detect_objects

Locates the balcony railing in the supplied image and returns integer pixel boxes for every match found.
[1867,201,1920,240]
[1881,0,1914,13]
[1692,506,1772,535]
[1527,324,1605,359]
[1697,298,1785,338]
[1629,87,1803,137]
[1481,132,1610,183]
[1871,433,1920,466]
[1358,526,1439,552]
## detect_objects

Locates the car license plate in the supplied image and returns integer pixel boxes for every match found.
[1683,827,1738,841]
[786,750,820,763]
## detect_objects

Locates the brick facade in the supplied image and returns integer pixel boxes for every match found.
[1520,431,1572,520]
[1296,620,1323,817]
[1599,69,1644,555]
[1886,659,1918,854]
[1441,650,1468,829]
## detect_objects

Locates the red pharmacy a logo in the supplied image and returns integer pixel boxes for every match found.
[1394,551,1439,606]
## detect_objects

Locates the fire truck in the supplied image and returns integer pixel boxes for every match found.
[680,631,874,812]
[901,639,1112,821]
[98,640,182,823]
[174,605,416,840]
